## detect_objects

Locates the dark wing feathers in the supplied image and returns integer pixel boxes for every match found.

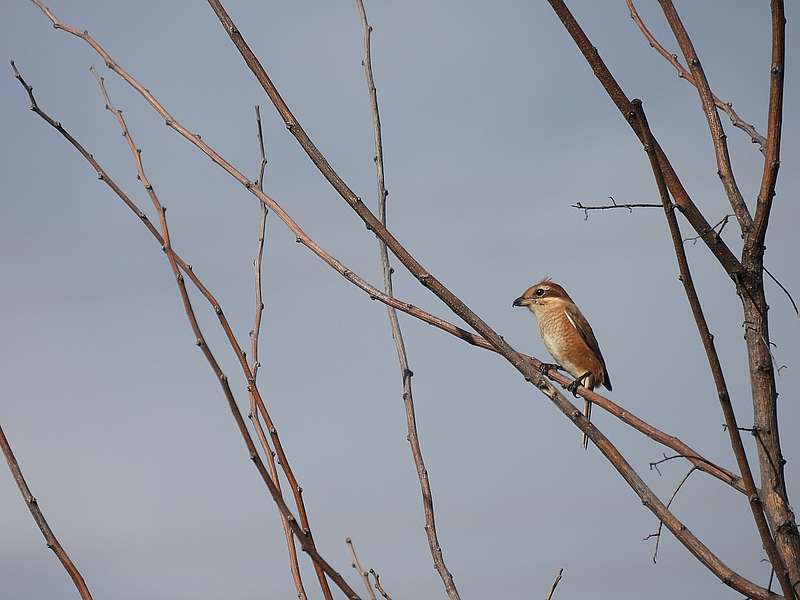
[564,303,612,391]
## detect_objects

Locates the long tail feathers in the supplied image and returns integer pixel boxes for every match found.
[582,399,592,450]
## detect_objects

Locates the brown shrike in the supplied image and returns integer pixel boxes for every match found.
[513,279,612,449]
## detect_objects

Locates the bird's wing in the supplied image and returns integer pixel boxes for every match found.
[563,303,612,391]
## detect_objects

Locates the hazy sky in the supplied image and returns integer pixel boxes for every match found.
[1,2,798,599]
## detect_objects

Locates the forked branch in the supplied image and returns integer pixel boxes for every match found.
[632,99,791,600]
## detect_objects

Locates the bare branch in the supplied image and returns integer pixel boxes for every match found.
[545,568,564,600]
[645,467,697,563]
[24,8,775,596]
[749,0,786,256]
[369,569,394,600]
[247,104,308,600]
[354,1,460,597]
[13,60,357,598]
[656,0,752,231]
[346,538,378,600]
[544,0,744,279]
[764,267,799,318]
[632,98,792,600]
[572,196,661,220]
[682,214,731,246]
[625,0,766,152]
[0,421,94,600]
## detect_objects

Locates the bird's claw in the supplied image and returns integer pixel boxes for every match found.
[565,379,581,397]
[538,362,560,377]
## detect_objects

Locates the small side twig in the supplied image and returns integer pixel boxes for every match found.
[0,422,94,600]
[764,266,799,317]
[345,538,378,600]
[572,196,660,220]
[626,0,766,152]
[369,569,394,600]
[545,568,564,600]
[644,467,697,563]
[683,214,731,246]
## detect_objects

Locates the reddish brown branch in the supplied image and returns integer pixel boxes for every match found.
[202,3,779,598]
[0,421,94,600]
[24,6,775,595]
[354,1,460,597]
[625,0,766,152]
[544,0,743,279]
[656,0,752,231]
[632,99,792,600]
[12,60,356,598]
[90,67,335,600]
[247,105,307,600]
[750,0,786,255]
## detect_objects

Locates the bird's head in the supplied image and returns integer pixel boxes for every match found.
[512,279,573,314]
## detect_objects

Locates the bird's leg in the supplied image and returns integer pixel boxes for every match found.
[565,371,591,397]
[538,362,562,377]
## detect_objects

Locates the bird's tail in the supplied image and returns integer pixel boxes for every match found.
[582,399,592,450]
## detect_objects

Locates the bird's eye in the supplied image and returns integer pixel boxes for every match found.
[535,289,545,297]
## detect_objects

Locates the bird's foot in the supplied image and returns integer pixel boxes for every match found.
[565,372,591,397]
[538,362,561,377]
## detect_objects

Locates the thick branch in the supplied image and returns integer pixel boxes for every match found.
[657,0,752,231]
[0,422,94,600]
[544,0,743,279]
[626,0,766,152]
[354,1,460,598]
[632,99,792,600]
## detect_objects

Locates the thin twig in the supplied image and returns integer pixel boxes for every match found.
[632,98,791,600]
[683,214,731,246]
[572,196,661,220]
[764,268,798,318]
[545,568,564,600]
[657,0,752,232]
[13,59,355,598]
[246,104,307,600]
[644,467,697,563]
[369,569,394,600]
[91,66,334,600]
[345,538,378,600]
[354,1,460,598]
[204,3,781,598]
[625,0,766,152]
[0,422,94,600]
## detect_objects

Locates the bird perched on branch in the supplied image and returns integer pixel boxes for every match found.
[513,279,612,449]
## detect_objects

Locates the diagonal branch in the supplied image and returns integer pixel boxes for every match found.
[0,422,94,600]
[626,0,766,152]
[544,0,744,279]
[545,568,564,600]
[12,60,356,599]
[346,537,378,600]
[354,1,460,598]
[656,0,752,232]
[632,99,792,600]
[644,466,697,564]
[89,67,336,600]
[24,7,778,595]
[749,0,786,256]
[247,104,308,600]
[200,3,780,597]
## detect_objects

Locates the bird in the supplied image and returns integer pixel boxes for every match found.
[512,279,612,449]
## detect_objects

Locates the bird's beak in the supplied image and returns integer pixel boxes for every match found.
[512,296,528,308]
